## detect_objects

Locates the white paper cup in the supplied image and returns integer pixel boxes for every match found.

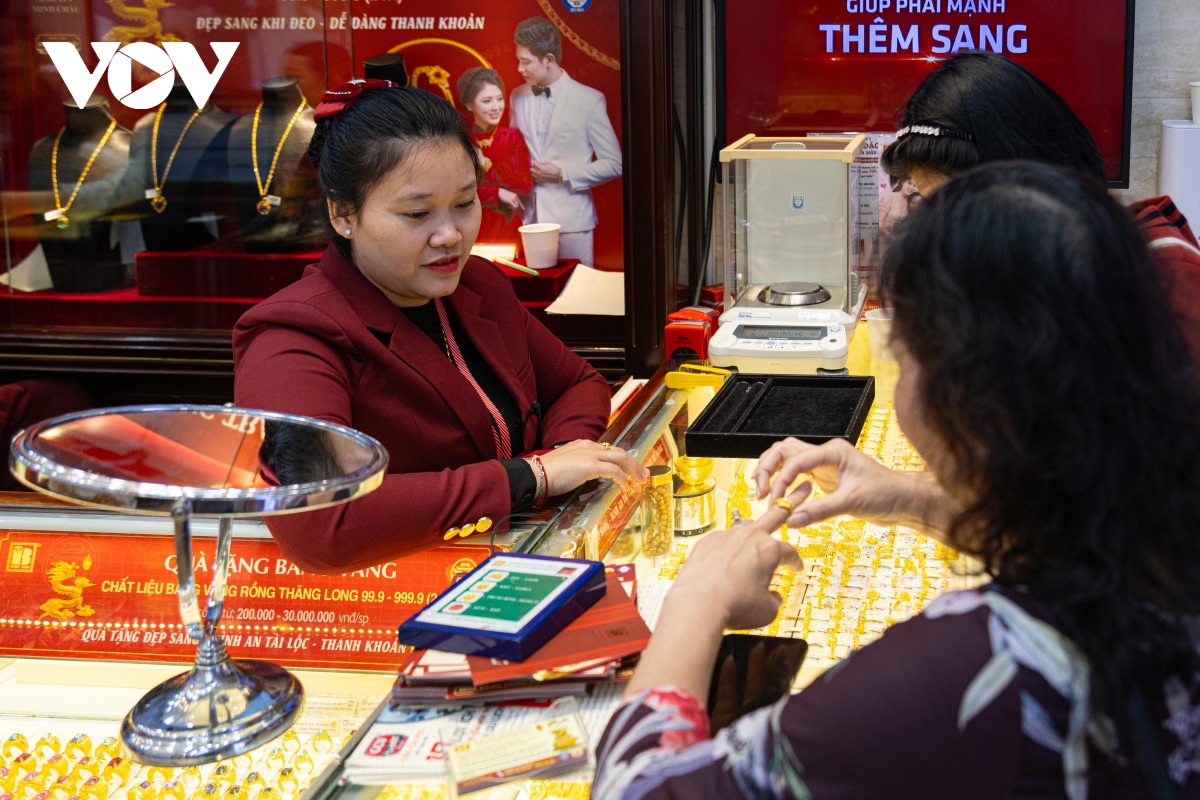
[865,308,895,362]
[1191,82,1200,125]
[519,223,561,269]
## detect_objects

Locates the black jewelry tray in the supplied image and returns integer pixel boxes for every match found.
[685,373,875,458]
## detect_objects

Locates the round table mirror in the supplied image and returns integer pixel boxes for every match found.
[9,405,389,766]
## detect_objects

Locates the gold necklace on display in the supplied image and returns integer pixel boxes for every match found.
[47,120,118,230]
[474,129,496,172]
[251,99,307,216]
[149,103,205,213]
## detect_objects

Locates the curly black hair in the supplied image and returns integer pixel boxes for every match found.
[881,52,1107,186]
[881,161,1200,782]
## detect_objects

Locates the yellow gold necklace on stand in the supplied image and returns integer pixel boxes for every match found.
[149,103,205,213]
[251,98,307,215]
[46,120,118,230]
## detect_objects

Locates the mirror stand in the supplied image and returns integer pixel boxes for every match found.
[121,502,304,764]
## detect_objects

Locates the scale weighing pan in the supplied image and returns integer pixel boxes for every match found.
[685,373,875,458]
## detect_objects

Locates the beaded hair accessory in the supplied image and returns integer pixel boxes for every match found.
[312,79,398,120]
[895,124,974,142]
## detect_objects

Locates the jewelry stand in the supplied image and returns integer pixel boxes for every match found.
[9,405,388,765]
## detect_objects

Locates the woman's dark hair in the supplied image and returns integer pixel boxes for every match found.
[882,161,1200,781]
[457,67,504,108]
[306,86,481,263]
[881,53,1106,185]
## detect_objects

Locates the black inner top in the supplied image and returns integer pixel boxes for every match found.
[398,302,537,512]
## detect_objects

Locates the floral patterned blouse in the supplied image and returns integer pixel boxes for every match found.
[593,586,1200,800]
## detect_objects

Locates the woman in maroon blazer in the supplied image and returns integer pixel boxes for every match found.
[233,80,644,574]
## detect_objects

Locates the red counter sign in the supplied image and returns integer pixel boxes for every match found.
[725,0,1133,183]
[0,530,494,671]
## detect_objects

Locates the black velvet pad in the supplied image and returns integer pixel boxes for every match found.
[742,386,865,435]
[685,373,875,458]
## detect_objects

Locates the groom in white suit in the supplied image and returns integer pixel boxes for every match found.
[509,17,622,267]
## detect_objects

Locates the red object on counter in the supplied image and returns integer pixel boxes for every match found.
[665,306,721,360]
[492,258,580,303]
[700,284,724,308]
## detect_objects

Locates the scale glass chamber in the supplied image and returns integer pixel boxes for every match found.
[710,135,869,374]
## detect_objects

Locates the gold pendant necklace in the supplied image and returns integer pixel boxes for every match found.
[251,98,307,215]
[149,103,204,213]
[48,120,118,230]
[474,129,496,172]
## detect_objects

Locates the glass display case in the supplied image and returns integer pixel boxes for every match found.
[0,327,971,798]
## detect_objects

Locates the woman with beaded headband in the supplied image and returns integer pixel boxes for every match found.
[233,80,645,572]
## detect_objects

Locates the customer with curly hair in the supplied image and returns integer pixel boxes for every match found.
[595,163,1200,799]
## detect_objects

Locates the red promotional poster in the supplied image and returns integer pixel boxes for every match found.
[10,0,624,269]
[0,529,494,670]
[724,0,1133,183]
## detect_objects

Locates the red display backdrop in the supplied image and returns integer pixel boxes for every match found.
[724,0,1133,183]
[5,0,623,269]
[0,529,494,671]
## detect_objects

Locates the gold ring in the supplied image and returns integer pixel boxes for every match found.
[71,759,101,784]
[51,774,78,800]
[222,786,245,800]
[240,773,264,790]
[601,442,611,450]
[190,782,220,800]
[178,768,202,793]
[279,732,300,756]
[274,769,298,796]
[160,780,186,800]
[43,755,70,781]
[79,776,109,800]
[9,754,36,776]
[256,789,280,800]
[146,767,172,787]
[93,740,120,765]
[65,734,92,762]
[228,754,253,772]
[126,781,157,800]
[290,752,313,778]
[262,749,285,773]
[774,497,793,513]
[35,735,61,760]
[2,736,27,761]
[309,731,333,756]
[208,766,235,790]
[0,768,18,794]
[17,770,47,797]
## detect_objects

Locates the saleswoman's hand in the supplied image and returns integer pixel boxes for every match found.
[539,440,648,496]
[753,437,956,540]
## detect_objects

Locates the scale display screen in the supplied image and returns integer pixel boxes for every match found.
[734,325,825,341]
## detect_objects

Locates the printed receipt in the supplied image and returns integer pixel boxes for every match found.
[444,712,589,795]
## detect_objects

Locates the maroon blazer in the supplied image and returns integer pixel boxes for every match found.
[233,245,610,574]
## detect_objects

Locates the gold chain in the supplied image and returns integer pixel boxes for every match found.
[534,0,620,71]
[251,98,307,214]
[150,103,204,213]
[473,129,497,149]
[50,119,118,230]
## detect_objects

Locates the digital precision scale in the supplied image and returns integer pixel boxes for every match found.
[709,135,868,375]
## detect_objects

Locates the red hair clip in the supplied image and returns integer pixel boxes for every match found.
[313,78,398,120]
